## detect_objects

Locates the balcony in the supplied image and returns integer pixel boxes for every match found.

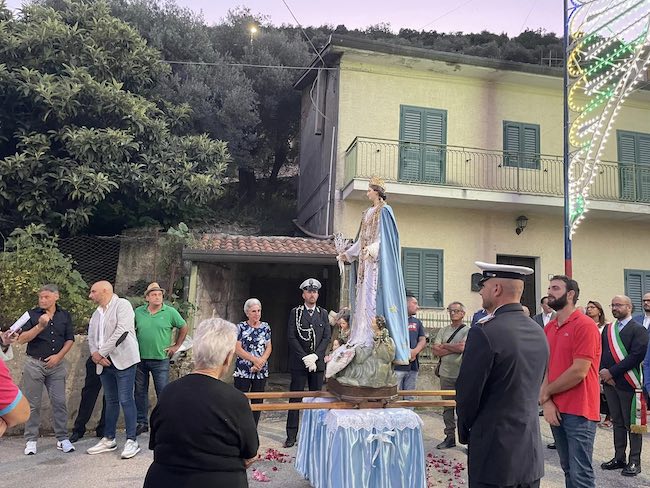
[343,137,650,210]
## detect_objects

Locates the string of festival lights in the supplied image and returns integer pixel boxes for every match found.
[566,0,650,237]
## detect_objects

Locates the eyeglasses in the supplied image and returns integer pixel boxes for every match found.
[643,299,650,302]
[610,303,628,308]
[447,309,464,313]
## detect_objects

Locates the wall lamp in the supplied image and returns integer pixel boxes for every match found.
[515,215,528,235]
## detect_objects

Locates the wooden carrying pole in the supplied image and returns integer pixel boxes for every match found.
[245,390,456,411]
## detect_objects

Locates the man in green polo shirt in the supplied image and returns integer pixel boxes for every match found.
[134,282,187,436]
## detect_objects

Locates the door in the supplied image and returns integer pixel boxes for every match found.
[496,255,536,316]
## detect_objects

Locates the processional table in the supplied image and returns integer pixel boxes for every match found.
[294,397,426,488]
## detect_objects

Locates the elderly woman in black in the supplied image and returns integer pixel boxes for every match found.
[144,318,259,488]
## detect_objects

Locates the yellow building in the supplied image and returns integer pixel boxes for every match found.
[295,35,650,317]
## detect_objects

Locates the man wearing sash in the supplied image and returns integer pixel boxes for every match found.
[539,276,601,487]
[599,295,648,477]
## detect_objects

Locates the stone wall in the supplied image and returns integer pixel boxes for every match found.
[4,335,188,436]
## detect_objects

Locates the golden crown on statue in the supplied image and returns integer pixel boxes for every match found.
[369,175,385,189]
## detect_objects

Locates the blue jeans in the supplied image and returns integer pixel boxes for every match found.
[394,369,418,400]
[100,364,137,440]
[551,413,597,488]
[135,359,170,426]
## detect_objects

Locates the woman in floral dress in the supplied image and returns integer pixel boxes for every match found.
[233,298,272,426]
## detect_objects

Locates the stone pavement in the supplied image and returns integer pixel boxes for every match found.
[2,408,649,487]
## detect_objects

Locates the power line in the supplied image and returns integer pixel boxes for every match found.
[160,60,336,70]
[281,0,326,67]
[519,0,540,33]
[420,0,477,31]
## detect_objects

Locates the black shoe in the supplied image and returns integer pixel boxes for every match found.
[547,442,556,450]
[601,458,626,470]
[283,438,296,448]
[136,424,149,436]
[436,437,456,449]
[622,462,641,476]
[69,432,82,443]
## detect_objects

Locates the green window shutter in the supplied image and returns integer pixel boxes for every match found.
[618,131,638,163]
[399,105,446,183]
[521,124,540,169]
[618,131,641,200]
[402,248,444,308]
[625,269,644,313]
[503,121,540,169]
[503,122,521,166]
[422,110,446,183]
[402,248,422,300]
[639,134,650,164]
[422,250,444,308]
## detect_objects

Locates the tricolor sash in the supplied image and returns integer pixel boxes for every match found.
[607,322,647,434]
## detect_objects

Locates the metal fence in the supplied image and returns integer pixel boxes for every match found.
[415,310,451,363]
[344,137,649,204]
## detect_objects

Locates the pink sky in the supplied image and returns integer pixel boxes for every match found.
[6,0,564,36]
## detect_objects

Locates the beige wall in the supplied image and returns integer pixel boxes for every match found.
[338,199,650,316]
[336,56,650,192]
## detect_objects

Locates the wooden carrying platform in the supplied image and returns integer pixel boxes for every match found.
[245,389,456,411]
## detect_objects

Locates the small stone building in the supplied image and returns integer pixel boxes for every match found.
[183,234,339,373]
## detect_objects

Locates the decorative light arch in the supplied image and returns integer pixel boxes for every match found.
[566,0,650,236]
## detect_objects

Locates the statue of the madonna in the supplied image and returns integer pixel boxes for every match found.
[329,177,410,383]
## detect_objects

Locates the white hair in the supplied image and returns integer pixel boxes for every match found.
[243,298,262,314]
[193,318,238,370]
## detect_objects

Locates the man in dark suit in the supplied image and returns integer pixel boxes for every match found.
[600,295,648,477]
[532,296,556,328]
[456,262,548,488]
[284,278,331,448]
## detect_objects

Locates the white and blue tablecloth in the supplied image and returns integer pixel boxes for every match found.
[295,398,426,488]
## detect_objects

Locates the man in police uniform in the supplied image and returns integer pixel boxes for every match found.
[456,262,549,488]
[284,278,331,448]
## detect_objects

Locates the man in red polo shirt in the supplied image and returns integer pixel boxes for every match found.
[539,275,601,488]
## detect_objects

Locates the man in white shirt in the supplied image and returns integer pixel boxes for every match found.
[532,296,556,328]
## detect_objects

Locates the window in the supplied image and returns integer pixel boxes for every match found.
[402,248,443,308]
[624,269,650,314]
[617,130,650,202]
[503,121,540,169]
[399,105,446,184]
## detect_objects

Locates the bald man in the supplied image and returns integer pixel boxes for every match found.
[599,295,648,477]
[456,263,548,488]
[86,281,142,460]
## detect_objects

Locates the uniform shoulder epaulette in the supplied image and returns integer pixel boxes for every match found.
[477,314,495,326]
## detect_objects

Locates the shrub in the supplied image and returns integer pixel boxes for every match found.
[0,225,95,333]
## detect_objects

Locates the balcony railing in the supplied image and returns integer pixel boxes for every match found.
[344,137,650,204]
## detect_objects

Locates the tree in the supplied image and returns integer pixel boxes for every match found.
[0,0,229,235]
[106,0,260,172]
[0,224,95,332]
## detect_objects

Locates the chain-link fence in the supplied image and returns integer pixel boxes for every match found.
[58,230,167,297]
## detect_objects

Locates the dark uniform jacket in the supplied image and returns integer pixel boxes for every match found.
[287,305,331,372]
[600,319,648,392]
[456,303,549,487]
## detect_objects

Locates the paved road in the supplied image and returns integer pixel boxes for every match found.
[2,409,649,487]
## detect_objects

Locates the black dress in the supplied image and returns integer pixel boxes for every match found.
[143,373,259,488]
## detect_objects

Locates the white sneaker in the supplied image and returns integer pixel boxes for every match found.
[24,441,37,455]
[86,437,117,455]
[120,439,140,459]
[56,439,75,453]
